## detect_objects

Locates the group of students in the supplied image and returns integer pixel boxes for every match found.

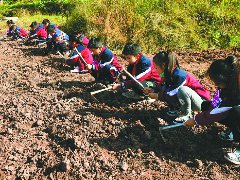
[6,19,240,165]
[6,19,68,54]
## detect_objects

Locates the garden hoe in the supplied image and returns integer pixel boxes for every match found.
[90,85,114,102]
[122,68,144,89]
[89,68,144,102]
[74,47,88,66]
[159,123,184,143]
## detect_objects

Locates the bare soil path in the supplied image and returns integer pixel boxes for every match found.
[0,38,240,179]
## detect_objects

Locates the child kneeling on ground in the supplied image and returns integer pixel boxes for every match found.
[7,24,27,40]
[46,25,69,55]
[185,55,240,165]
[24,21,47,45]
[144,51,210,123]
[86,37,122,84]
[67,34,93,73]
[112,43,162,100]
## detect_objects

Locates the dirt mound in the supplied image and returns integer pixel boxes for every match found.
[0,38,240,179]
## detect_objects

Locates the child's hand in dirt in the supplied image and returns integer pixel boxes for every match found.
[149,93,158,99]
[112,83,121,90]
[184,118,196,127]
[86,64,92,70]
[143,87,154,95]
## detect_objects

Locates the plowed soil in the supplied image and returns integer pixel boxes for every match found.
[0,37,240,179]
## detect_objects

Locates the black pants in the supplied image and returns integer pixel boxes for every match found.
[91,64,120,84]
[47,41,68,54]
[220,106,240,142]
[25,38,46,46]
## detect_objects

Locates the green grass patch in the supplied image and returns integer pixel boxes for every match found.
[65,0,240,52]
[1,0,240,52]
[0,14,66,32]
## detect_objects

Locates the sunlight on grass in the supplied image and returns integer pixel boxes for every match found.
[0,14,66,33]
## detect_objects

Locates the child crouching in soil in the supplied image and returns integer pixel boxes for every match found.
[112,43,162,100]
[66,34,93,73]
[7,24,27,40]
[86,37,122,84]
[143,51,210,123]
[185,55,240,165]
[24,21,47,45]
[46,25,69,56]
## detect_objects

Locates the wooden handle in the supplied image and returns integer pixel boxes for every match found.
[90,86,112,95]
[74,47,88,66]
[122,69,144,89]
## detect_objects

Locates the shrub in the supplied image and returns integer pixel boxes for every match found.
[1,0,240,52]
[64,0,240,52]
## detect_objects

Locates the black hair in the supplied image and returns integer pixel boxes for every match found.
[30,21,38,28]
[71,34,85,44]
[88,37,102,49]
[208,55,240,105]
[42,19,50,25]
[122,43,141,56]
[47,25,56,33]
[6,20,14,25]
[11,24,17,31]
[153,51,179,87]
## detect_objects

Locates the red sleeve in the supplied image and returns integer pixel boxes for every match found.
[37,29,47,39]
[81,48,93,64]
[20,29,27,37]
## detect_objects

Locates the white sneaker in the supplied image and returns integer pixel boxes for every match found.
[173,114,191,124]
[146,97,156,103]
[79,70,89,74]
[224,148,240,165]
[70,66,80,73]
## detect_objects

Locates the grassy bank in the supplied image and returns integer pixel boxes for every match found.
[1,0,240,53]
[65,0,240,52]
[0,14,66,33]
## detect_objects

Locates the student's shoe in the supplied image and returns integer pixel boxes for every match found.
[79,70,89,74]
[219,130,234,141]
[122,91,141,100]
[224,148,240,165]
[70,66,80,73]
[146,97,156,103]
[166,109,179,117]
[173,114,191,124]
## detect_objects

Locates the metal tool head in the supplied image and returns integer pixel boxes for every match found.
[159,123,184,131]
[159,123,184,143]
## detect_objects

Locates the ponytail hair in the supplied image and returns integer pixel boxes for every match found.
[208,55,240,105]
[153,51,179,87]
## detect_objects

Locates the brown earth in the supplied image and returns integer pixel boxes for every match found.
[0,37,240,179]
